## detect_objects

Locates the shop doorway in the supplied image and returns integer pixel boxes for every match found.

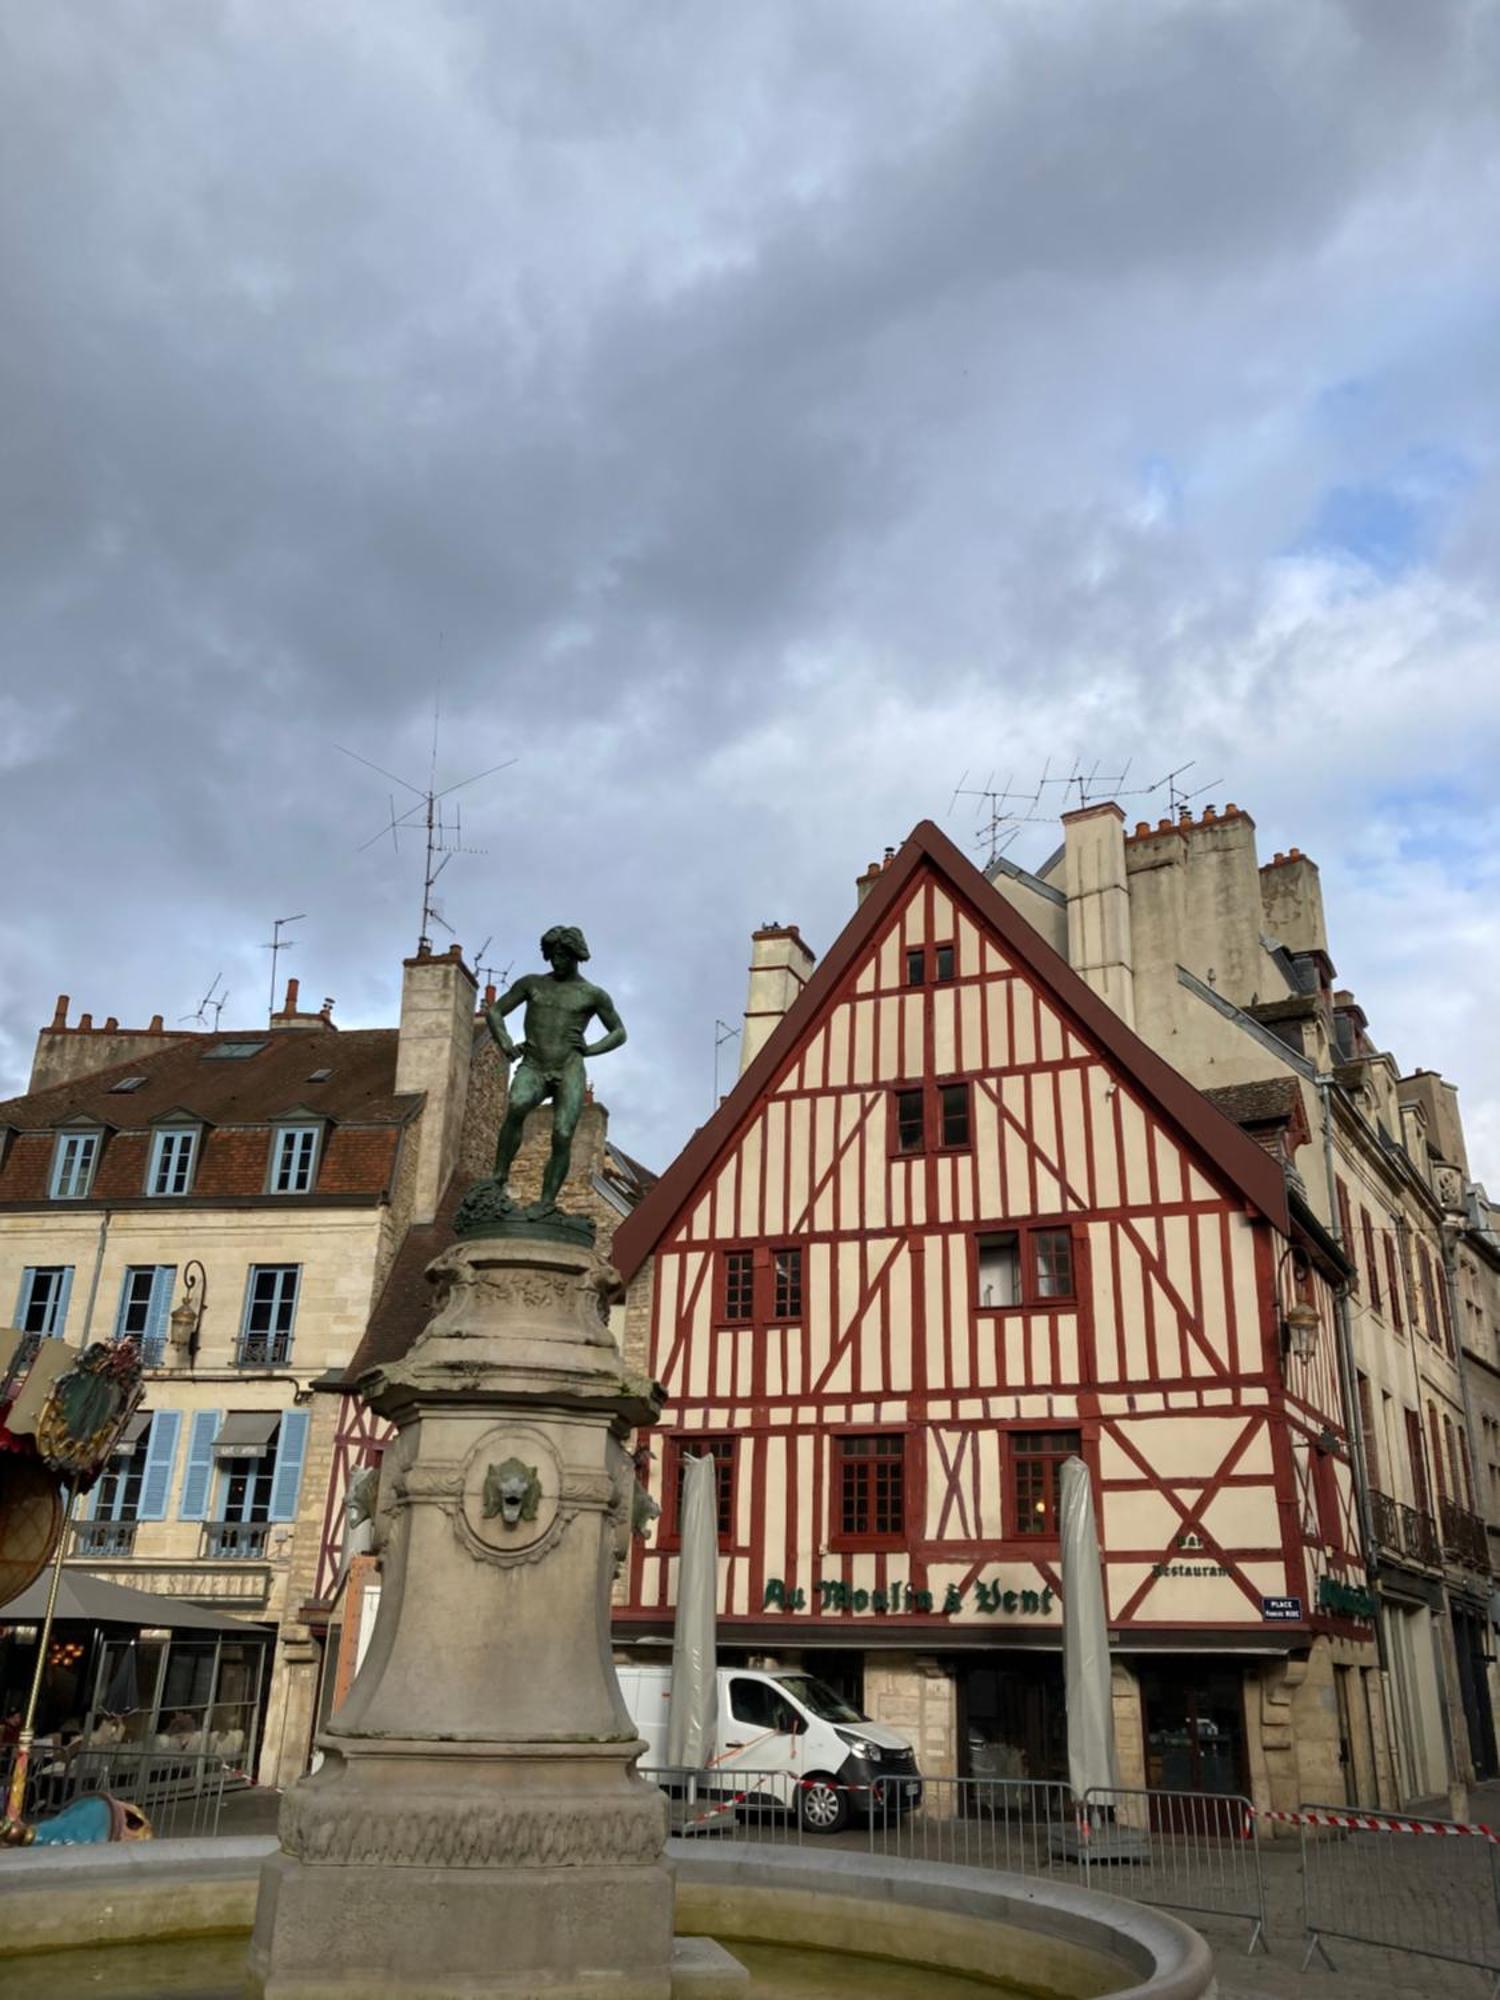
[1452,1604,1499,1781]
[956,1653,1066,1784]
[1139,1661,1248,1798]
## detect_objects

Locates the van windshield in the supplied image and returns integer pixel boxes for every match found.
[776,1675,867,1723]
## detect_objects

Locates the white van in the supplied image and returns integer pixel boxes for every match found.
[615,1664,922,1833]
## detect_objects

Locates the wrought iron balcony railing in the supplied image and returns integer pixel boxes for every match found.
[1400,1503,1442,1568]
[200,1520,271,1560]
[1369,1489,1402,1555]
[236,1332,292,1368]
[72,1519,139,1558]
[1440,1497,1491,1572]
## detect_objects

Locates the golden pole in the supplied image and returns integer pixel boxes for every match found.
[5,1479,78,1823]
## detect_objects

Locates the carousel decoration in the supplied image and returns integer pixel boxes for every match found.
[1,1336,145,1835]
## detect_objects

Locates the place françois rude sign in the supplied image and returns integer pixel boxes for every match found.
[762,1576,1055,1617]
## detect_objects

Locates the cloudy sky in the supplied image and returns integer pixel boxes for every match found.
[3,1,1499,1181]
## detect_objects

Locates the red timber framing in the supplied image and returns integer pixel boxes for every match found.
[311,1393,394,1609]
[613,820,1361,1651]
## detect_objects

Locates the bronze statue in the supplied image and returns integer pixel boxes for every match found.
[483,925,626,1218]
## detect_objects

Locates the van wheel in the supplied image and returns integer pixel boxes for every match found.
[798,1774,848,1834]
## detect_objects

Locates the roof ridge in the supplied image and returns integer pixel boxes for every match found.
[611,818,1288,1279]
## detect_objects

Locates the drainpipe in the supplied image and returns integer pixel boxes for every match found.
[78,1210,111,1342]
[1316,1075,1400,1800]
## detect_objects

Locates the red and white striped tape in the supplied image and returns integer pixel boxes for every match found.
[1259,1805,1500,1845]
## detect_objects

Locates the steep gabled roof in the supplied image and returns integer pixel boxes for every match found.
[613,818,1289,1279]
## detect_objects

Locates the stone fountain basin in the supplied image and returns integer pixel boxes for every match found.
[0,1835,1213,1999]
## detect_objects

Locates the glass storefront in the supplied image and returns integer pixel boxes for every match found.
[1138,1660,1248,1796]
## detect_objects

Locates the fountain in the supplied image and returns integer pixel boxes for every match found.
[0,926,1217,2000]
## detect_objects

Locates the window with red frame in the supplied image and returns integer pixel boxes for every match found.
[772,1246,803,1319]
[890,1081,971,1154]
[718,1245,805,1324]
[666,1435,736,1541]
[834,1434,905,1543]
[904,943,955,985]
[1361,1211,1382,1311]
[976,1228,1075,1309]
[723,1250,755,1323]
[1010,1429,1082,1536]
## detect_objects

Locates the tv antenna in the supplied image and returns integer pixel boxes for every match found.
[473,936,515,999]
[1136,760,1223,820]
[338,708,515,954]
[948,769,1054,869]
[181,972,228,1032]
[714,1019,741,1106]
[261,915,305,1022]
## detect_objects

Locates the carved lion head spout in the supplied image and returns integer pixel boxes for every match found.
[483,1457,541,1529]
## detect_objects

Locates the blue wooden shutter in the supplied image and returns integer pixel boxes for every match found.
[15,1269,35,1324]
[138,1409,182,1521]
[147,1267,175,1356]
[52,1265,74,1337]
[179,1410,220,1519]
[269,1408,310,1522]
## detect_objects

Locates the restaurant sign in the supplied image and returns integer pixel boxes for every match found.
[1316,1576,1376,1620]
[763,1576,1055,1617]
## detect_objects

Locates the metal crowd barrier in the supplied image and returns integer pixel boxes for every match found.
[1079,1784,1266,1954]
[2,1745,229,1839]
[1270,1801,1500,1985]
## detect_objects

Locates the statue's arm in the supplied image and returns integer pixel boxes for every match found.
[584,989,627,1059]
[484,980,530,1060]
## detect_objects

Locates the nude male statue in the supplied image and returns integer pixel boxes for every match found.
[485,925,626,1213]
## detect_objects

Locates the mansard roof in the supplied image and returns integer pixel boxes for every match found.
[613,818,1289,1280]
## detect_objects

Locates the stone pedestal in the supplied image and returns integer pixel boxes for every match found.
[250,1231,673,1999]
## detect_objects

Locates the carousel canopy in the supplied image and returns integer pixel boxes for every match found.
[1,1567,270,1633]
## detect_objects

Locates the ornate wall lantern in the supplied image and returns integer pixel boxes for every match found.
[168,1259,207,1365]
[1282,1299,1320,1363]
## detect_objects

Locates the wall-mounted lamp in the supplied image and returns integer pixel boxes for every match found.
[1282,1301,1320,1364]
[169,1259,207,1365]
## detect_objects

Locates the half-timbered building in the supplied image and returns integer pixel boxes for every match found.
[612,820,1379,1810]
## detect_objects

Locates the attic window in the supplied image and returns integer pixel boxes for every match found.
[307,1068,333,1083]
[109,1076,147,1094]
[203,1041,268,1060]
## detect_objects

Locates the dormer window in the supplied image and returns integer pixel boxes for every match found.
[270,1123,322,1194]
[50,1130,100,1200]
[148,1126,199,1197]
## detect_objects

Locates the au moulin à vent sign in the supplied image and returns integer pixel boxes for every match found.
[762,1577,1054,1618]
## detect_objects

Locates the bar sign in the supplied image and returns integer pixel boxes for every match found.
[1261,1595,1303,1621]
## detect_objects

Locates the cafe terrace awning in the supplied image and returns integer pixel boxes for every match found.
[0,1568,271,1633]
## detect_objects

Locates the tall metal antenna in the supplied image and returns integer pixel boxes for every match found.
[181,972,228,1031]
[473,936,515,999]
[948,768,1054,869]
[714,1019,741,1107]
[338,728,516,954]
[262,915,305,1023]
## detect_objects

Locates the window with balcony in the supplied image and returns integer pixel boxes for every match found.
[834,1432,906,1546]
[238,1265,300,1366]
[15,1265,74,1338]
[179,1406,310,1553]
[148,1127,198,1197]
[270,1124,321,1194]
[49,1130,100,1200]
[75,1408,181,1556]
[114,1265,176,1365]
[1009,1429,1083,1536]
